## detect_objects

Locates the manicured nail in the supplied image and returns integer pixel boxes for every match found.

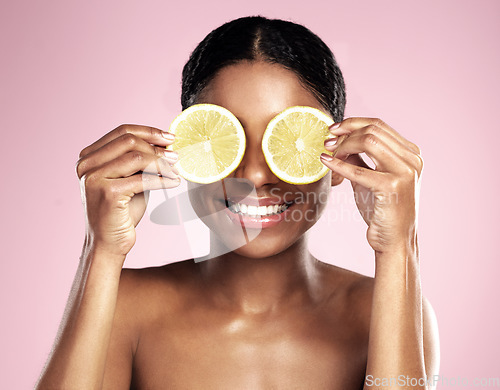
[329,122,341,130]
[164,170,180,180]
[163,150,178,162]
[320,153,334,162]
[324,137,338,148]
[162,131,175,141]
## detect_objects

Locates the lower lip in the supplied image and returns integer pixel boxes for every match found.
[223,203,294,229]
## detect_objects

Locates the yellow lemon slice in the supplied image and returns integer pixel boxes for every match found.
[262,106,335,184]
[168,104,246,184]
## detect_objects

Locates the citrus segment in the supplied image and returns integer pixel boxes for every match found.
[262,106,335,184]
[168,104,246,184]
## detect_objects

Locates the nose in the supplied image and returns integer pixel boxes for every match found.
[233,137,280,188]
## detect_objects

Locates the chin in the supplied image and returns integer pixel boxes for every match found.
[214,230,301,259]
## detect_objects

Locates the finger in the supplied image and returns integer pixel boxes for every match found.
[343,155,373,193]
[79,124,175,159]
[345,153,372,170]
[325,131,406,173]
[87,151,180,180]
[326,134,348,158]
[76,133,177,179]
[327,122,422,171]
[118,173,181,195]
[330,118,421,155]
[95,174,181,203]
[320,153,386,189]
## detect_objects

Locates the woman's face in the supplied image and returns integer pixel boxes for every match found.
[188,61,333,258]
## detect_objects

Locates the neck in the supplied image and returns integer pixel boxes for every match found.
[198,233,322,314]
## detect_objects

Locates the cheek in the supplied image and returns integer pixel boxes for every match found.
[284,174,331,230]
[303,173,332,217]
[187,181,223,220]
[187,181,237,238]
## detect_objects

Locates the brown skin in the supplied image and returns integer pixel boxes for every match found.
[37,61,439,389]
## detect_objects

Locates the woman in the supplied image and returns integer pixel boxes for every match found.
[37,16,439,389]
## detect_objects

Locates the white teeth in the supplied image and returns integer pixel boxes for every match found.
[247,205,258,215]
[227,201,292,216]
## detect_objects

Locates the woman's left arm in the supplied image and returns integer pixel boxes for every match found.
[320,118,440,390]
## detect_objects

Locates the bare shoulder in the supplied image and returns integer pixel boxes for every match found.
[114,259,199,334]
[318,261,440,381]
[319,261,374,300]
[119,258,198,294]
[102,260,199,387]
[318,261,375,332]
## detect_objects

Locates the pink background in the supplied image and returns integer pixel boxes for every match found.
[1,0,499,388]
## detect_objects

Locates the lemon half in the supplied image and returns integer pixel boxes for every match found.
[262,106,335,185]
[168,104,246,184]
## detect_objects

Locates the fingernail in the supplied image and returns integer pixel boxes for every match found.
[164,171,180,180]
[324,137,338,148]
[163,150,178,162]
[329,122,341,130]
[162,132,175,141]
[320,153,334,162]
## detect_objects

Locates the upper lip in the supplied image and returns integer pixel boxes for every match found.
[225,196,294,207]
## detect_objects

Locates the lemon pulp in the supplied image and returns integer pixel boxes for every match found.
[262,106,335,184]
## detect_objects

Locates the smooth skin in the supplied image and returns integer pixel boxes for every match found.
[37,61,439,389]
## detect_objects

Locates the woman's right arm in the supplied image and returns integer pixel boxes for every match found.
[36,124,180,389]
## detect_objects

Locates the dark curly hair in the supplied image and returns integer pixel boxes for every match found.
[181,16,346,123]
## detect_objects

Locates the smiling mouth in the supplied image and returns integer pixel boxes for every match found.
[224,199,294,217]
